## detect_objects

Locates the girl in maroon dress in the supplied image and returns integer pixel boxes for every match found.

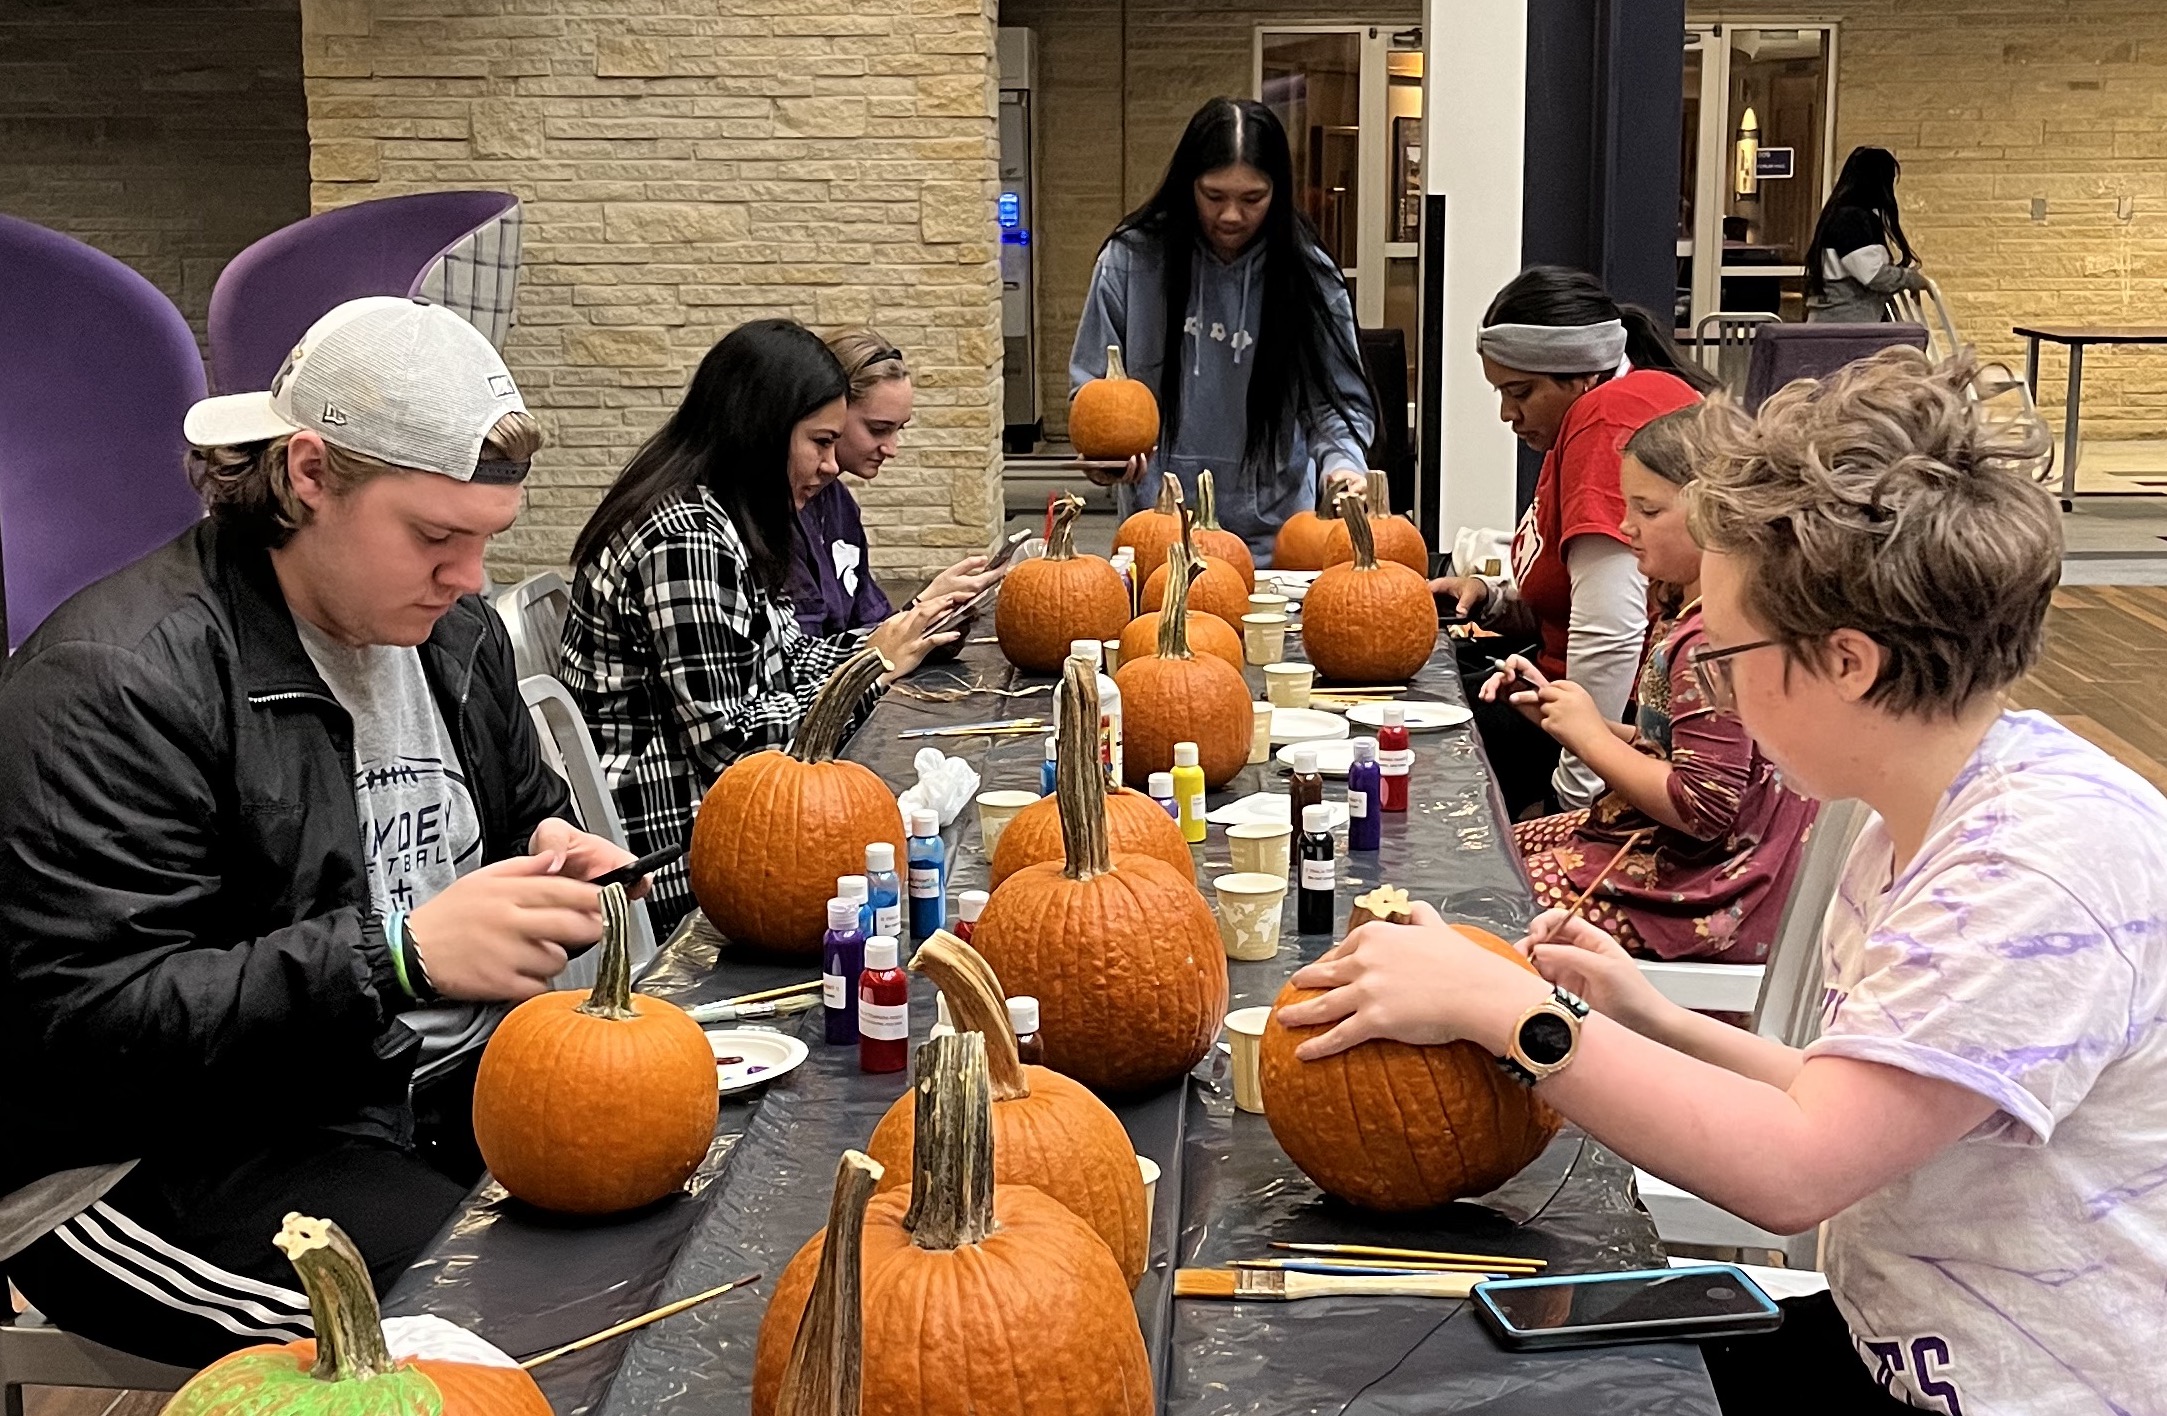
[1495,406,1818,963]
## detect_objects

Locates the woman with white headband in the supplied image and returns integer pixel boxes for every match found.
[1432,266,1717,817]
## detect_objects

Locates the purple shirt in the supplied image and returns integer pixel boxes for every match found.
[786,478,893,637]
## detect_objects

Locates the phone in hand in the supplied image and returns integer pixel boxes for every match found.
[591,843,683,891]
[1472,1265,1784,1350]
[925,530,1035,636]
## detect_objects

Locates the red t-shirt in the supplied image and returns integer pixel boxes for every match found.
[1508,370,1701,679]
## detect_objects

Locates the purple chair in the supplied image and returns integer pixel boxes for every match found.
[0,215,207,650]
[208,190,522,395]
[1743,321,1931,413]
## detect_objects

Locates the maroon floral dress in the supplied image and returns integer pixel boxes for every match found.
[1513,606,1818,963]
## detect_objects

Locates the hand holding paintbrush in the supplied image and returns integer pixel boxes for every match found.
[1514,830,1670,1029]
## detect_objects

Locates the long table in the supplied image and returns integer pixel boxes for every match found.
[386,639,1719,1415]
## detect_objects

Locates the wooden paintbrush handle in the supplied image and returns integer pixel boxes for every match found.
[1284,1271,1484,1300]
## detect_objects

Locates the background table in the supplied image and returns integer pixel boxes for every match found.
[386,639,1719,1415]
[2013,324,2167,509]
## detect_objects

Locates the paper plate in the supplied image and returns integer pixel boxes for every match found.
[1345,700,1474,732]
[1258,569,1320,601]
[706,1028,810,1096]
[1277,739,1356,777]
[1269,708,1349,744]
[1205,792,1351,830]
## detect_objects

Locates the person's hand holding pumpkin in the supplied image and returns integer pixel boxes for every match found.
[1321,465,1367,503]
[1083,450,1156,488]
[1518,909,1675,1039]
[405,851,607,1002]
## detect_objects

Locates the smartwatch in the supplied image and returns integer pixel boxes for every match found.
[1498,986,1589,1086]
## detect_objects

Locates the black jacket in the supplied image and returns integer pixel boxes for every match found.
[0,520,569,1187]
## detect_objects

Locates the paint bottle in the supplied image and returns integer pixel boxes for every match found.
[1297,803,1336,935]
[1040,734,1059,796]
[1171,741,1207,845]
[1346,737,1382,853]
[821,897,866,1046]
[1148,771,1179,819]
[907,809,946,941]
[1110,548,1138,618]
[857,936,909,1074]
[1008,995,1045,1066]
[1378,705,1412,813]
[837,873,871,939]
[864,842,903,943]
[1288,745,1324,823]
[1071,638,1123,787]
[955,888,989,945]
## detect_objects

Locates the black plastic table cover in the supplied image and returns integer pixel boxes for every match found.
[385,639,1720,1416]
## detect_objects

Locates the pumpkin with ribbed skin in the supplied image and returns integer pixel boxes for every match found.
[1070,344,1160,463]
[1118,605,1243,676]
[690,647,905,955]
[166,1215,551,1416]
[1139,552,1248,626]
[1322,471,1430,574]
[1261,913,1561,1212]
[974,658,1227,1097]
[1113,475,1184,582]
[474,886,718,1214]
[1188,469,1256,590]
[1302,491,1439,684]
[997,493,1131,673]
[865,934,1149,1288]
[753,1038,1152,1416]
[1117,541,1250,790]
[1271,488,1341,570]
[990,784,1191,888]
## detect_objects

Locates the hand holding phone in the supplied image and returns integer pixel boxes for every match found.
[592,843,684,891]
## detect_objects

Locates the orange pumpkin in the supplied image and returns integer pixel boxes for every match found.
[1113,475,1184,582]
[473,885,718,1214]
[1070,344,1161,463]
[865,933,1149,1288]
[1189,468,1257,590]
[164,1215,550,1416]
[1139,537,1249,627]
[1118,605,1243,676]
[1271,487,1341,570]
[689,646,905,954]
[990,783,1192,888]
[974,656,1227,1096]
[754,1037,1152,1416]
[1301,490,1440,684]
[996,493,1131,673]
[1117,540,1251,789]
[1322,471,1430,574]
[1261,911,1562,1212]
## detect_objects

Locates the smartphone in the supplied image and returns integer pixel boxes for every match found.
[982,527,1035,573]
[592,842,683,890]
[926,530,1036,636]
[1472,1265,1784,1350]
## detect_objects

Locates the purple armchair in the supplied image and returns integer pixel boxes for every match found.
[1743,322,1931,413]
[0,215,207,650]
[207,190,522,395]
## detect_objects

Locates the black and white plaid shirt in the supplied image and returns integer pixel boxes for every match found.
[558,488,878,929]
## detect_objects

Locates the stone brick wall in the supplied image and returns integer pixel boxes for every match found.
[1710,0,2167,437]
[0,0,310,349]
[300,0,1005,583]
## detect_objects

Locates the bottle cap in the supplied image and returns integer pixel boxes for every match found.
[837,873,869,903]
[827,897,861,931]
[1147,771,1175,798]
[1302,803,1333,834]
[1351,736,1377,763]
[1110,547,1133,564]
[1173,741,1199,767]
[958,888,989,922]
[1044,734,1058,760]
[1383,704,1405,727]
[865,936,899,970]
[1292,745,1318,773]
[1069,639,1104,666]
[909,809,940,839]
[936,993,953,1026]
[1007,995,1040,1035]
[866,841,896,872]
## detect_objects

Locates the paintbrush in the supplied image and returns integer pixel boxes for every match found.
[896,716,1044,739]
[1175,1267,1483,1301]
[517,1273,762,1368]
[1234,1257,1532,1277]
[1270,1241,1547,1268]
[683,994,819,1027]
[1560,829,1651,922]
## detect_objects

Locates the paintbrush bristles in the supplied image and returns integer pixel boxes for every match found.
[1171,1268,1239,1299]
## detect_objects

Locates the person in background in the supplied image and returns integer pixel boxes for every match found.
[1805,146,1927,323]
[1432,266,1717,818]
[1070,95,1376,562]
[560,319,965,932]
[1497,405,1817,965]
[785,328,1007,638]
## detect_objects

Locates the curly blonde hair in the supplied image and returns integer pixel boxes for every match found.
[1685,348,2058,716]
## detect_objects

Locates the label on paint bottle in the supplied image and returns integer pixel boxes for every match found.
[874,904,902,938]
[859,1000,910,1041]
[822,973,847,1009]
[1188,793,1207,821]
[1380,748,1413,777]
[1300,858,1336,892]
[1348,790,1368,818]
[908,866,940,900]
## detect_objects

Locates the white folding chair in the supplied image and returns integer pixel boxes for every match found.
[519,675,659,988]
[496,571,570,682]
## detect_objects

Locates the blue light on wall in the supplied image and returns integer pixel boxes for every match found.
[997,191,1021,229]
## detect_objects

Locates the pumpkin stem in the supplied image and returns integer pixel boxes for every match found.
[1044,492,1085,563]
[273,1214,396,1383]
[790,645,890,762]
[573,883,639,1020]
[1196,469,1224,532]
[1336,490,1380,572]
[1054,655,1113,880]
[1150,476,1182,518]
[1365,469,1395,517]
[902,1031,998,1250]
[1156,537,1196,662]
[1105,344,1128,383]
[910,932,1029,1101]
[776,1150,881,1416]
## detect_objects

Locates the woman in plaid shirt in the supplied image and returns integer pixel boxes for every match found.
[560,320,965,930]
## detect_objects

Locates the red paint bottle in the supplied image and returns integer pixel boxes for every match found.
[1377,704,1412,813]
[954,889,989,945]
[858,935,910,1074]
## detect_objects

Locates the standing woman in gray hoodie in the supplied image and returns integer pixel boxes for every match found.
[1069,96,1377,564]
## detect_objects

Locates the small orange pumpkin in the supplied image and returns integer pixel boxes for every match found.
[990,783,1192,888]
[1117,540,1251,789]
[1070,344,1161,463]
[1113,474,1184,582]
[996,492,1132,673]
[473,885,719,1214]
[1119,605,1243,676]
[690,647,905,955]
[1188,468,1257,590]
[1323,471,1430,575]
[974,656,1227,1096]
[1139,508,1250,627]
[865,933,1149,1288]
[1301,490,1440,684]
[1271,487,1341,570]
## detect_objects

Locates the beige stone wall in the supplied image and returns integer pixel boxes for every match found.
[999,2,1421,443]
[300,0,1005,583]
[1707,0,2167,437]
[0,0,310,350]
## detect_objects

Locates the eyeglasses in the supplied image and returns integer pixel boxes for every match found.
[1688,639,1778,713]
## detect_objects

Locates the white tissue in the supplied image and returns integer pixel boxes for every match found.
[897,747,981,829]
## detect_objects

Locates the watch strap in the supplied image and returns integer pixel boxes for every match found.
[1497,985,1588,1086]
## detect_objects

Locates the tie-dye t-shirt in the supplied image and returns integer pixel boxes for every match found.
[1809,711,2167,1414]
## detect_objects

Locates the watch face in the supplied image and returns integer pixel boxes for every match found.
[1520,1011,1575,1066]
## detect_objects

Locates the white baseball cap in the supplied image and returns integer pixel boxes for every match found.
[184,296,532,484]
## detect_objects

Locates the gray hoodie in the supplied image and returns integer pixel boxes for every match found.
[1069,231,1375,563]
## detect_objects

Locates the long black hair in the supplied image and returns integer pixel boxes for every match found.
[1805,146,1915,300]
[1483,266,1719,393]
[1105,96,1373,475]
[571,319,848,592]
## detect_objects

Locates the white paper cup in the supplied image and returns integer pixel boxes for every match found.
[1225,1005,1271,1113]
[1241,612,1289,666]
[1226,820,1293,877]
[1247,593,1290,619]
[1248,701,1275,764]
[1137,1154,1161,1230]
[1213,872,1288,962]
[1264,661,1314,708]
[974,789,1039,861]
[1101,638,1123,674]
